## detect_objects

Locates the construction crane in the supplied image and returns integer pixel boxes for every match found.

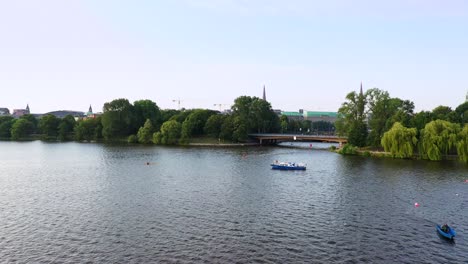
[213,104,229,111]
[172,98,182,110]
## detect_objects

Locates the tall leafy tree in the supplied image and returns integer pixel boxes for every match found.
[58,115,76,141]
[381,122,418,158]
[432,106,459,123]
[337,89,367,147]
[0,117,15,138]
[11,119,34,140]
[181,109,217,142]
[455,102,468,125]
[153,120,182,145]
[419,120,460,161]
[38,114,60,139]
[457,125,468,163]
[133,100,161,131]
[101,98,136,140]
[137,119,154,144]
[74,117,101,141]
[204,114,227,138]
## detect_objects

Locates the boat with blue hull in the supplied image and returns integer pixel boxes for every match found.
[437,224,456,240]
[271,161,306,170]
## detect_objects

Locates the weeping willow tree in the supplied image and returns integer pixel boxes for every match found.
[381,122,418,158]
[419,120,460,161]
[457,125,468,163]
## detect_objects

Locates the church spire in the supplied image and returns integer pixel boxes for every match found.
[262,85,266,101]
[360,82,363,96]
[26,104,30,114]
[88,104,93,113]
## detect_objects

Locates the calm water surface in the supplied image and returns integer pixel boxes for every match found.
[0,141,467,263]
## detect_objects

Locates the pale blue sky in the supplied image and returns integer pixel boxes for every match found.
[1,0,467,114]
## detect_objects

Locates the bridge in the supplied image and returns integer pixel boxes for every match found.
[248,133,347,145]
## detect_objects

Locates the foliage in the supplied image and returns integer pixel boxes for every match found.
[338,144,358,155]
[457,125,468,163]
[381,122,418,158]
[181,109,217,142]
[20,114,38,133]
[419,120,460,161]
[127,134,138,143]
[74,117,101,141]
[101,98,136,140]
[0,116,15,138]
[204,114,227,138]
[336,90,367,145]
[280,115,288,133]
[58,115,76,141]
[219,115,235,141]
[228,96,280,141]
[152,120,181,145]
[347,121,368,147]
[455,102,468,125]
[11,119,34,140]
[431,105,459,123]
[311,121,334,134]
[137,119,154,144]
[133,100,161,131]
[410,111,433,131]
[38,114,60,139]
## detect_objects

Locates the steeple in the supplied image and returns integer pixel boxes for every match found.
[262,85,266,101]
[360,82,363,96]
[26,104,30,114]
[88,105,93,113]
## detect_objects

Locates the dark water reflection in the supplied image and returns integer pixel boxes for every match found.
[0,141,467,263]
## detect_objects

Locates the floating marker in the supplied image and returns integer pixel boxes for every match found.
[414,202,420,208]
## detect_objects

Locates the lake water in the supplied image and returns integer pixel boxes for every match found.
[0,141,467,263]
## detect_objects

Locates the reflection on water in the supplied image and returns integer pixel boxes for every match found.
[0,141,467,263]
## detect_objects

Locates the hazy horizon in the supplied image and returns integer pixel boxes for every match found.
[1,0,467,114]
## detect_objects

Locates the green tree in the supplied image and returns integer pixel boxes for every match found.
[219,115,235,141]
[58,115,76,141]
[457,125,468,163]
[455,102,468,125]
[204,114,227,138]
[152,120,181,145]
[419,120,460,161]
[11,119,34,140]
[181,109,217,142]
[137,119,154,144]
[38,114,60,139]
[101,98,136,140]
[229,96,280,140]
[19,114,38,134]
[74,118,101,141]
[411,111,433,131]
[280,115,288,133]
[432,106,459,123]
[337,89,367,147]
[133,100,161,131]
[381,122,418,158]
[0,117,15,138]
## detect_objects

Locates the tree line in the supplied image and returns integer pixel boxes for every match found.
[0,96,282,144]
[336,88,468,163]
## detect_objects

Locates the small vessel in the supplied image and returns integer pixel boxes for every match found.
[436,224,456,240]
[271,161,306,170]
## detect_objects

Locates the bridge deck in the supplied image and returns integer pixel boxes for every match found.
[248,133,347,144]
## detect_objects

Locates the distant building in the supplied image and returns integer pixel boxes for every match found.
[0,108,10,116]
[12,104,30,118]
[281,111,304,121]
[262,85,267,101]
[304,111,338,123]
[44,110,85,119]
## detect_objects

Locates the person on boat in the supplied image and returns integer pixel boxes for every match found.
[441,224,449,232]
